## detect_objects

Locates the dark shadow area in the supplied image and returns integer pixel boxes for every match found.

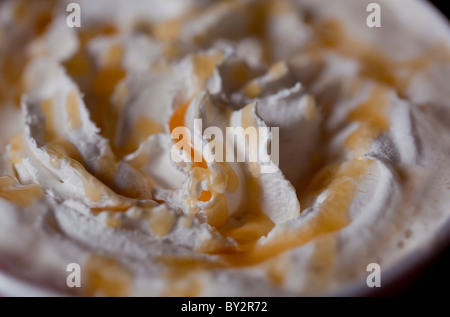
[395,0,450,297]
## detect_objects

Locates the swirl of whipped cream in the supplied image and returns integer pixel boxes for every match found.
[1,0,450,296]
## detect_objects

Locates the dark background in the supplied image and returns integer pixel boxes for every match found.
[392,0,450,297]
[430,1,450,19]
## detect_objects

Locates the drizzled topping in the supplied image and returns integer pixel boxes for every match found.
[1,0,450,296]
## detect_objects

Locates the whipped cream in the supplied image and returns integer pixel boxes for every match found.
[1,0,450,296]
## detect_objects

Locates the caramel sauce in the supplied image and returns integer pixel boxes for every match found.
[202,193,229,228]
[1,1,57,106]
[43,147,120,204]
[93,153,147,202]
[219,177,274,252]
[267,61,289,80]
[241,103,260,177]
[241,102,256,132]
[63,50,91,78]
[13,1,28,21]
[89,67,126,133]
[124,148,149,170]
[90,205,132,214]
[78,25,118,47]
[168,97,242,228]
[307,234,337,290]
[193,51,224,90]
[152,7,200,59]
[347,85,390,131]
[62,154,106,202]
[346,84,390,157]
[299,161,340,208]
[145,207,177,237]
[104,44,124,69]
[48,24,153,201]
[33,11,52,36]
[246,0,270,60]
[264,253,291,286]
[169,99,237,228]
[153,19,184,44]
[40,99,56,141]
[243,61,290,98]
[44,142,143,205]
[219,162,239,193]
[225,60,263,93]
[66,89,82,131]
[0,175,43,207]
[40,98,85,163]
[179,215,194,228]
[82,175,106,203]
[345,122,382,156]
[9,134,25,165]
[222,158,372,266]
[168,98,191,143]
[122,116,163,155]
[172,99,273,250]
[243,81,262,98]
[85,255,131,297]
[303,95,317,121]
[104,215,122,229]
[44,141,84,166]
[309,19,431,97]
[2,54,26,107]
[63,24,123,144]
[158,257,224,296]
[169,98,208,170]
[13,0,55,35]
[198,190,213,202]
[95,152,118,184]
[109,81,129,156]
